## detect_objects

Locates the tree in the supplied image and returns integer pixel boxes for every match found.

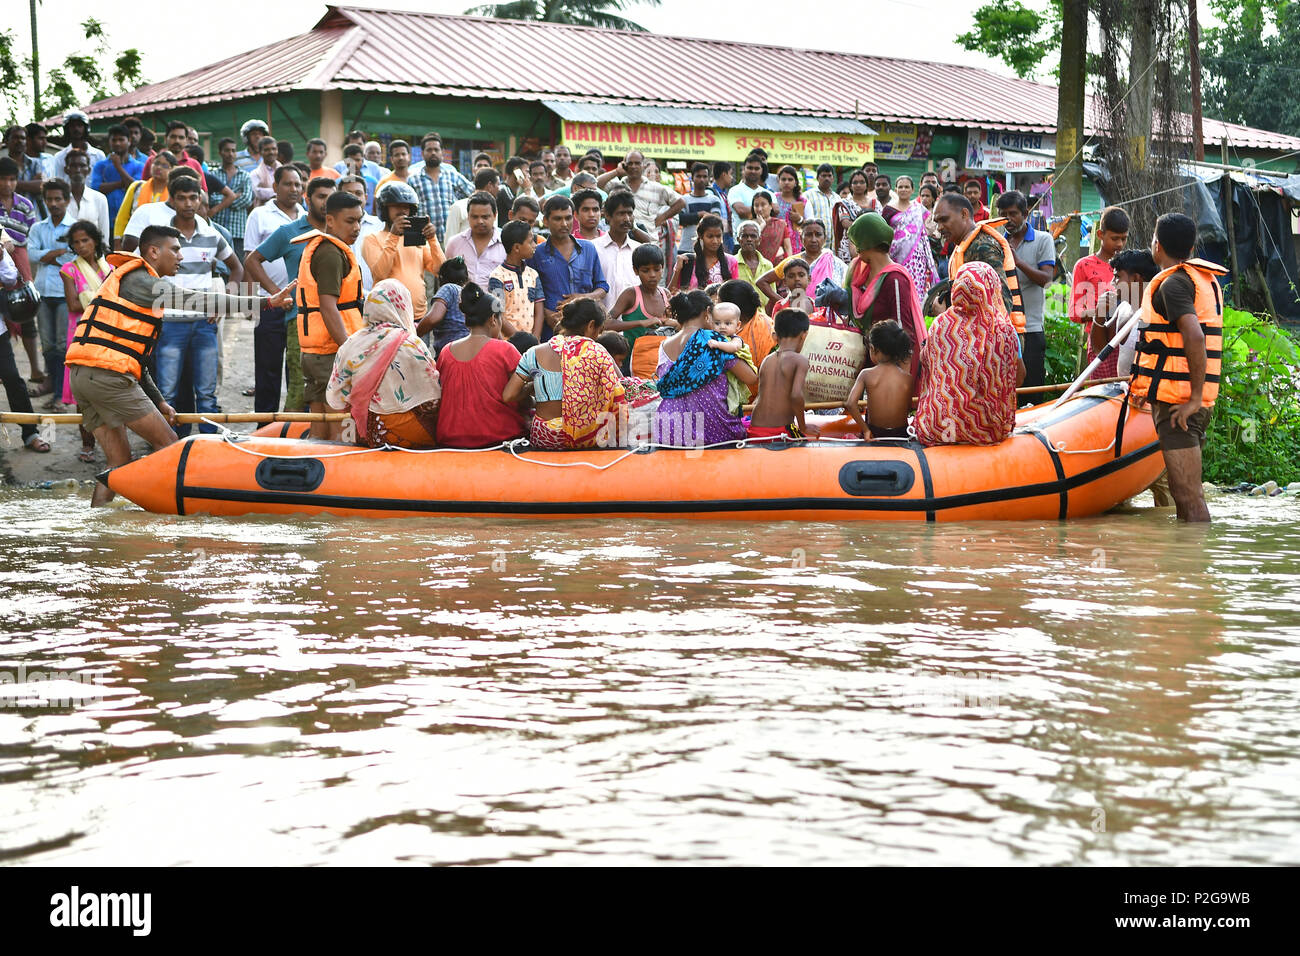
[1202,0,1300,137]
[0,17,143,124]
[957,0,1062,78]
[465,0,661,32]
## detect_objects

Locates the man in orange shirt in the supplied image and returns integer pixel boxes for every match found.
[362,180,444,321]
[375,141,412,189]
[305,138,340,183]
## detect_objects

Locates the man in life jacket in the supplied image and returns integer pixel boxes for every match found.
[68,224,295,506]
[1130,212,1225,523]
[293,190,365,440]
[932,193,1025,331]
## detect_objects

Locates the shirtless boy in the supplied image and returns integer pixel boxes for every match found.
[845,319,914,439]
[747,308,819,440]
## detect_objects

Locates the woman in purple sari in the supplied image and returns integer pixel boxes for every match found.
[653,290,758,446]
[883,176,939,298]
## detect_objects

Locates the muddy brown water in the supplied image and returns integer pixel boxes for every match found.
[1,489,1298,865]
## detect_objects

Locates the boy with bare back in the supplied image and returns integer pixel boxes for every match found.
[747,308,819,440]
[845,319,914,439]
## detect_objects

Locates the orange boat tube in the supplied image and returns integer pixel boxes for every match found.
[102,385,1164,521]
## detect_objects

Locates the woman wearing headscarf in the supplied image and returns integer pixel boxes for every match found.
[503,298,627,450]
[843,212,928,380]
[326,278,441,449]
[913,261,1023,446]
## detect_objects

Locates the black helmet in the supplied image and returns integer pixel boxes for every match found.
[2,281,41,324]
[375,180,419,216]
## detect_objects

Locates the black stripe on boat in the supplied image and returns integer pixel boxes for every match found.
[176,442,1161,517]
[1026,429,1069,519]
[175,439,194,516]
[914,446,936,523]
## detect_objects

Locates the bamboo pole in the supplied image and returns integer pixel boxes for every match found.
[739,377,1127,414]
[0,412,348,426]
[4,382,1129,427]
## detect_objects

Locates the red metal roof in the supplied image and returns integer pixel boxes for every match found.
[78,5,1300,154]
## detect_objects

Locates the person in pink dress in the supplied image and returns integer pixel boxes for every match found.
[58,220,112,461]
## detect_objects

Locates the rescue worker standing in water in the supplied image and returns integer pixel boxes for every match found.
[1130,212,1225,524]
[66,224,295,507]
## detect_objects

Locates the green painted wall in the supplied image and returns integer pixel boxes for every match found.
[339,92,549,145]
[90,92,321,162]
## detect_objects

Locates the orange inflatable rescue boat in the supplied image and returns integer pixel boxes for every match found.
[102,384,1163,521]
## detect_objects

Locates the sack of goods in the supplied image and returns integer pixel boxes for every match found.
[799,322,865,405]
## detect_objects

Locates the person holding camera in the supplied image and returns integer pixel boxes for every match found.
[362,180,445,321]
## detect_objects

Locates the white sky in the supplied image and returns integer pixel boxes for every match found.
[9,0,1025,114]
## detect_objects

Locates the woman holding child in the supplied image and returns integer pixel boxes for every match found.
[844,213,927,380]
[653,290,758,445]
[504,299,627,450]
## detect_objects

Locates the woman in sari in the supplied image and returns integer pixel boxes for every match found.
[843,213,928,379]
[914,262,1023,447]
[653,290,758,446]
[755,218,846,307]
[58,220,112,461]
[327,278,442,449]
[832,170,872,263]
[882,176,939,298]
[503,298,626,450]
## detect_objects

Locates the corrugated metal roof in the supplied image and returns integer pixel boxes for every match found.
[74,26,356,120]
[76,5,1300,155]
[541,101,875,135]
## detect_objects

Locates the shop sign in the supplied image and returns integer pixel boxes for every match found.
[965,128,1056,171]
[560,121,875,165]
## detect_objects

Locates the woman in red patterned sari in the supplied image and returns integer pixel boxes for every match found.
[503,299,626,449]
[914,261,1024,446]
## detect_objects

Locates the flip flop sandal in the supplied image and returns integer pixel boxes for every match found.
[28,382,53,397]
[241,387,257,396]
[24,435,51,453]
[78,447,96,463]
[28,371,46,384]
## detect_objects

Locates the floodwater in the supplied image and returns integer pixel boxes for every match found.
[2,489,1298,866]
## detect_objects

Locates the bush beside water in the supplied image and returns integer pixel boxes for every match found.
[1045,285,1300,485]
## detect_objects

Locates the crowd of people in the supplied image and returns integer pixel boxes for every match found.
[0,113,1221,520]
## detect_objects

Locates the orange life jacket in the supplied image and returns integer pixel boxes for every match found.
[1131,258,1226,408]
[64,253,163,381]
[294,231,364,354]
[949,218,1025,332]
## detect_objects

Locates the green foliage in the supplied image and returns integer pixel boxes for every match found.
[1202,307,1300,484]
[956,0,1062,78]
[465,0,661,32]
[0,18,144,124]
[1203,0,1300,137]
[1044,281,1085,383]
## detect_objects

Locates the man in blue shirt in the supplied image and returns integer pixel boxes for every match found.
[243,177,336,411]
[526,195,608,341]
[88,125,144,245]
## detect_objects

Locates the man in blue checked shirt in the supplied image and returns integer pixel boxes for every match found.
[409,132,472,244]
[526,195,608,342]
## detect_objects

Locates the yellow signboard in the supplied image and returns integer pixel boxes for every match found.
[560,121,874,166]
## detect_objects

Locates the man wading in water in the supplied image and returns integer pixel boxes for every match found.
[1129,212,1225,523]
[65,225,294,507]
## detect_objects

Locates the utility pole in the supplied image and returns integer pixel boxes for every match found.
[1054,0,1087,269]
[29,0,40,115]
[1188,0,1205,162]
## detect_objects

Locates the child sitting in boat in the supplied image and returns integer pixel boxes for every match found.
[747,308,819,441]
[845,320,914,439]
[707,302,756,417]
